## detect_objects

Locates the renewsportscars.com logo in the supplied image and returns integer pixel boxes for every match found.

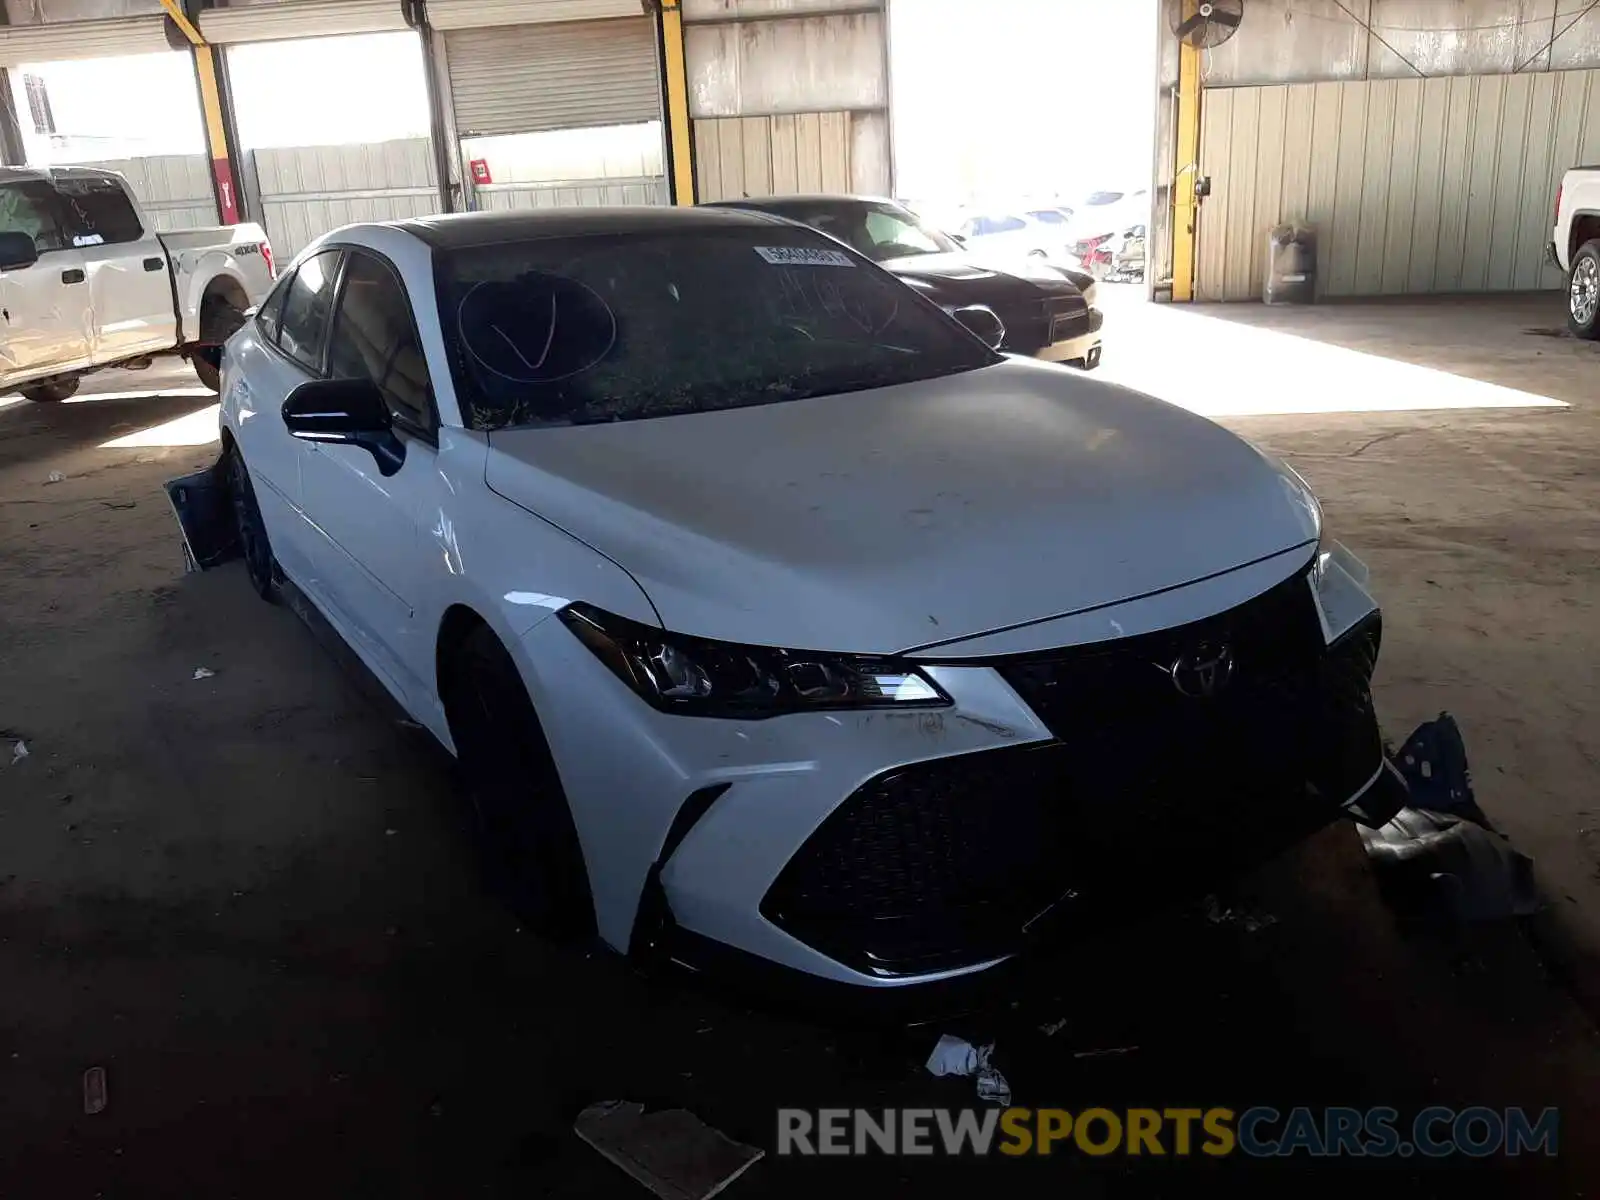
[776,1106,1559,1159]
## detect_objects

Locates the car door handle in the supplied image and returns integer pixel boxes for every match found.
[61,268,85,285]
[142,257,164,272]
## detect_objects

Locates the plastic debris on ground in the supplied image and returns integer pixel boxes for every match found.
[573,1101,763,1200]
[925,1034,1012,1106]
[165,463,240,572]
[1359,713,1539,921]
[1203,893,1278,932]
[45,471,65,485]
[1073,1046,1139,1060]
[192,667,216,680]
[83,1066,108,1115]
[9,741,27,766]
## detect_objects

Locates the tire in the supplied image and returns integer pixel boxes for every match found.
[192,296,244,393]
[226,443,278,602]
[192,350,222,393]
[21,378,80,403]
[1569,239,1600,340]
[440,624,595,941]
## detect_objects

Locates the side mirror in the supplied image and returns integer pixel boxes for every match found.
[950,304,1006,351]
[281,378,405,476]
[0,231,40,272]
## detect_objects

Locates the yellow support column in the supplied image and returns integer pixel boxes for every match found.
[1171,9,1201,303]
[160,0,242,223]
[657,0,697,206]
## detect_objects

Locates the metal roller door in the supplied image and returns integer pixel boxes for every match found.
[0,17,173,66]
[445,18,660,138]
[199,0,408,44]
[426,0,640,29]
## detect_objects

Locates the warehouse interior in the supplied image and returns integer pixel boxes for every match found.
[3,0,1600,1195]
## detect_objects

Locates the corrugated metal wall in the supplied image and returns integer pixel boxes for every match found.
[1197,69,1600,301]
[693,112,854,200]
[79,155,216,232]
[683,0,891,199]
[243,138,439,261]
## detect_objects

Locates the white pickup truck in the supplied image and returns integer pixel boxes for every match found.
[1553,164,1600,340]
[1,165,274,402]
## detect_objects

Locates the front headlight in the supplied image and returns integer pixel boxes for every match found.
[558,603,950,719]
[1310,538,1378,645]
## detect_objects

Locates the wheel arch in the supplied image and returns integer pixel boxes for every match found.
[1570,213,1600,266]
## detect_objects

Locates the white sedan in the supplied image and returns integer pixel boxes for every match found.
[215,207,1398,992]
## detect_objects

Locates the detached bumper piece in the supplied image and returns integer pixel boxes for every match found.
[761,568,1384,979]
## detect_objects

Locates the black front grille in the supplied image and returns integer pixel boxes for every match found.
[1000,295,1087,354]
[761,568,1384,976]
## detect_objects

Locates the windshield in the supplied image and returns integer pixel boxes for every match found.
[437,226,999,431]
[769,200,959,263]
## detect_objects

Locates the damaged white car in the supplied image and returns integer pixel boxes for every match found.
[188,207,1402,993]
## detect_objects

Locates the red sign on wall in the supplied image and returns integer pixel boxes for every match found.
[469,158,492,185]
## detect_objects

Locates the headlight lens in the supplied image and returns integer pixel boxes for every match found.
[1310,538,1378,645]
[558,603,950,718]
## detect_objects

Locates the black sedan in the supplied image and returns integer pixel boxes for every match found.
[707,195,1104,369]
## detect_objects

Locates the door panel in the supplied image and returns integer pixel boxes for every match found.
[54,175,178,363]
[0,179,90,379]
[298,249,436,700]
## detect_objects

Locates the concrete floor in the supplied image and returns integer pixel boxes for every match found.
[2,300,1599,1197]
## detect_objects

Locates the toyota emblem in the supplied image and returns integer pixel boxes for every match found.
[1169,643,1235,698]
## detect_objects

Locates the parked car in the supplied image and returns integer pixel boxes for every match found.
[1552,165,1600,339]
[709,195,1103,368]
[954,209,1075,262]
[201,206,1396,996]
[1065,189,1151,280]
[0,165,273,402]
[1076,223,1148,282]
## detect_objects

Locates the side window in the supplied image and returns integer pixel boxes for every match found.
[0,180,69,254]
[54,176,144,246]
[325,251,432,430]
[277,250,342,372]
[993,215,1027,234]
[255,271,292,344]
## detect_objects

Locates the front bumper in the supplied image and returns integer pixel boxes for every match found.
[1033,307,1104,365]
[519,550,1388,992]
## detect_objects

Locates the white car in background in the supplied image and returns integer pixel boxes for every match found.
[954,208,1076,262]
[208,206,1397,995]
[1,165,273,401]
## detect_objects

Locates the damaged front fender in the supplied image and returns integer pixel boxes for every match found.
[165,452,240,572]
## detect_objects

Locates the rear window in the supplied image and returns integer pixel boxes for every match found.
[437,227,998,432]
[55,176,144,245]
[1084,191,1125,207]
[964,215,1027,236]
[1027,210,1067,225]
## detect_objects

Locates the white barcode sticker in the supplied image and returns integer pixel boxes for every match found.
[754,245,854,267]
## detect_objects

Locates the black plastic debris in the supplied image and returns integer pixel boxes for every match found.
[165,458,239,571]
[1390,711,1484,823]
[1360,714,1538,921]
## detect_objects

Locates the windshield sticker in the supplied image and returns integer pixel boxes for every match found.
[754,245,854,268]
[72,234,104,247]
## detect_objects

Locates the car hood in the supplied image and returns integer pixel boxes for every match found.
[484,360,1320,655]
[879,251,1083,307]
